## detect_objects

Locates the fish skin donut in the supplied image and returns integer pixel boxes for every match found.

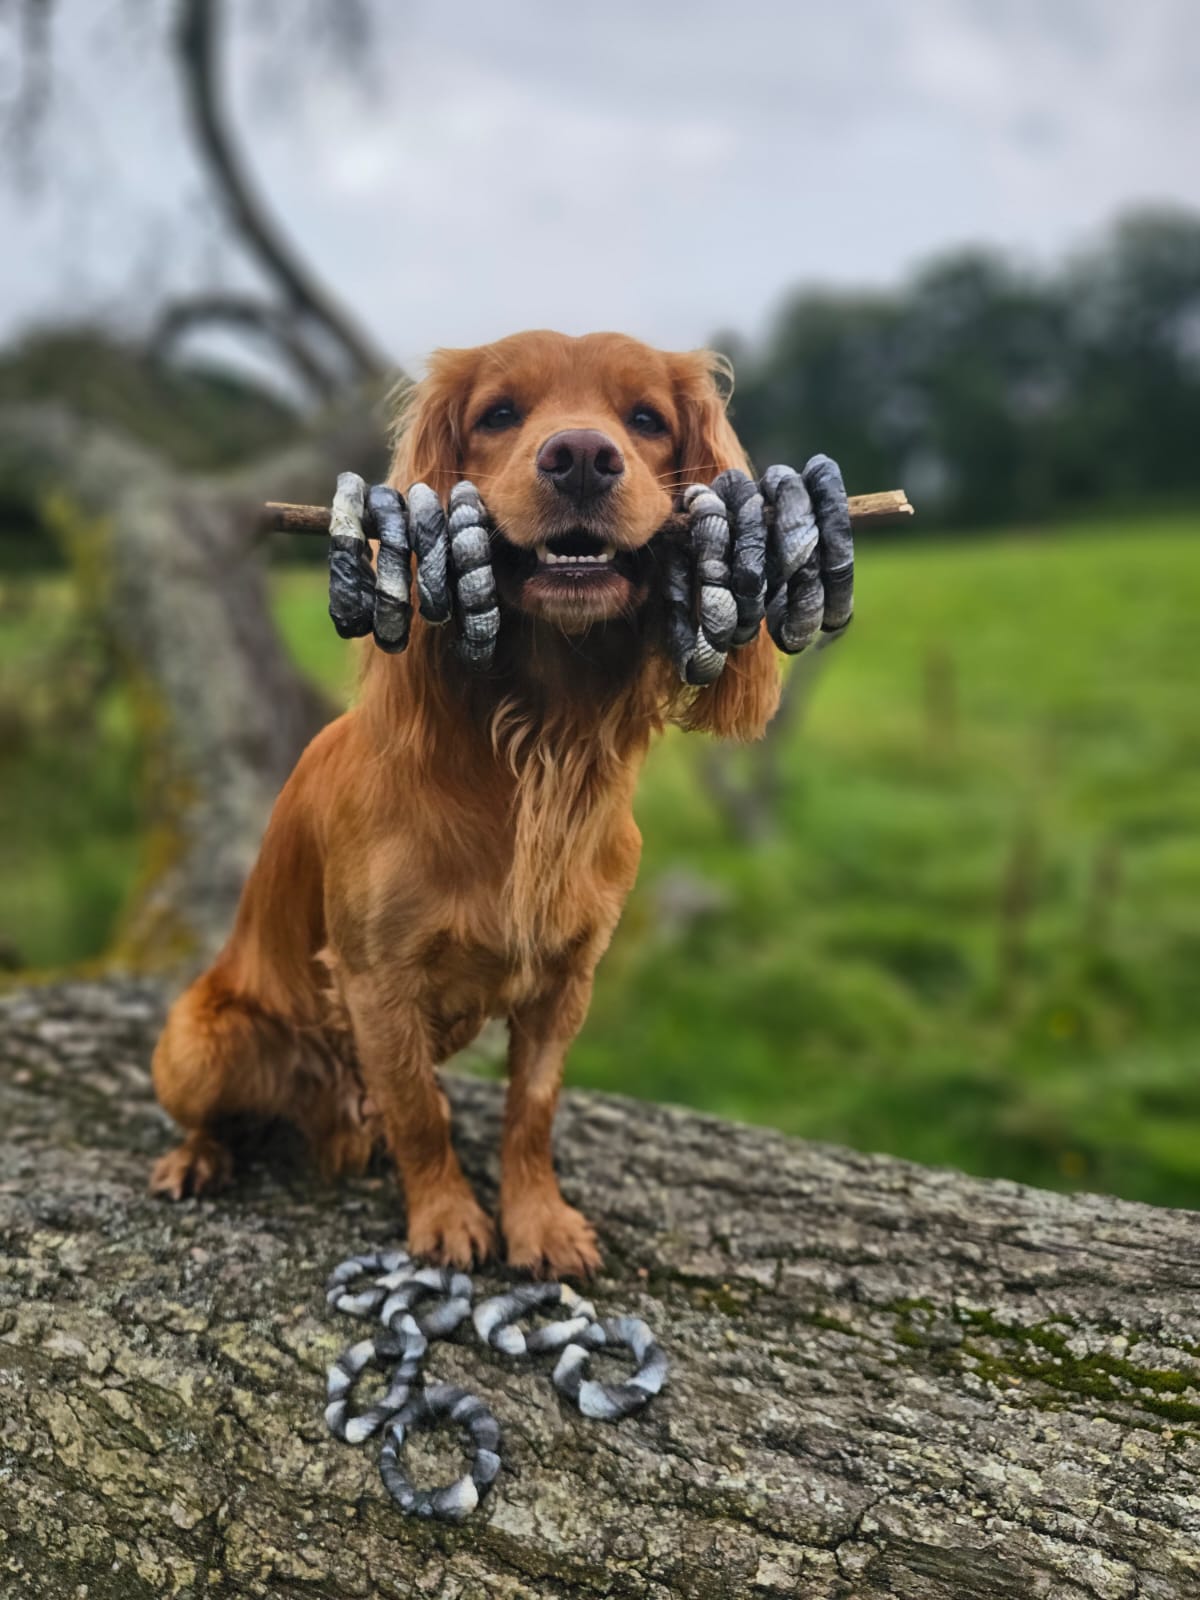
[325,456,851,673]
[663,487,735,686]
[551,1314,670,1421]
[324,1312,427,1444]
[801,453,854,637]
[327,471,376,639]
[366,484,413,654]
[322,1248,670,1523]
[447,480,501,670]
[406,481,453,624]
[760,464,824,655]
[379,1265,474,1339]
[684,485,738,656]
[711,468,768,648]
[324,1249,413,1315]
[472,1282,597,1356]
[378,1383,502,1522]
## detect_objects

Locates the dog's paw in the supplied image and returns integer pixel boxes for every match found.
[149,1133,233,1200]
[503,1196,602,1280]
[407,1189,496,1269]
[314,1090,386,1178]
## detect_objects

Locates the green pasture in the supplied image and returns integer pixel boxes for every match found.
[3,514,1199,1206]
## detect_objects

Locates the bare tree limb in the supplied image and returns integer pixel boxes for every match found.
[153,292,343,400]
[0,0,53,178]
[174,0,388,386]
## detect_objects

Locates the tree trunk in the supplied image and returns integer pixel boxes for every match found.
[1,403,382,967]
[3,977,1198,1599]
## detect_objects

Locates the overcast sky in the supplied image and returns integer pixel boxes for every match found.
[2,0,1198,373]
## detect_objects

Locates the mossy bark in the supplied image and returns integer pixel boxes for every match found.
[3,979,1199,1597]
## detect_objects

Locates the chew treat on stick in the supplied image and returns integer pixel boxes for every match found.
[274,462,892,677]
[447,481,500,670]
[760,463,824,655]
[366,484,412,654]
[406,482,452,625]
[328,471,376,639]
[712,468,769,647]
[803,453,854,636]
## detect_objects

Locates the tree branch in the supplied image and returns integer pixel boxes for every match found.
[153,292,343,401]
[174,0,388,385]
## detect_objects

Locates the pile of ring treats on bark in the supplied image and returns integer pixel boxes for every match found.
[323,1249,668,1522]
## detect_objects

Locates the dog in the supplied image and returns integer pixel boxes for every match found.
[150,329,783,1276]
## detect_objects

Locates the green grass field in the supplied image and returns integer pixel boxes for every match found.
[4,513,1199,1206]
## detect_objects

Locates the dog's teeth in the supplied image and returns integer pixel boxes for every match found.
[535,544,615,567]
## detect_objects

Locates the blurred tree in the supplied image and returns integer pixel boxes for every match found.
[730,208,1200,530]
[1061,210,1200,504]
[0,0,396,963]
[165,0,387,395]
[1,0,392,398]
[2,1,1200,921]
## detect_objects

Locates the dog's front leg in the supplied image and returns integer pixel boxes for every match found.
[502,974,601,1278]
[342,975,494,1267]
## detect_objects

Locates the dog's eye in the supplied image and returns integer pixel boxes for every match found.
[629,404,668,437]
[476,400,521,431]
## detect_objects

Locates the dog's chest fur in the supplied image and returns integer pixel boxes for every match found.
[326,725,644,1027]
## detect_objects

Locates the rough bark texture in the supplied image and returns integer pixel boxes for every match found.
[2,978,1199,1600]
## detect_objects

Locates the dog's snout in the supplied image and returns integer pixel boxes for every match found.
[536,429,625,503]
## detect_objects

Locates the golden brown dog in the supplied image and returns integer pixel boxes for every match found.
[150,330,781,1276]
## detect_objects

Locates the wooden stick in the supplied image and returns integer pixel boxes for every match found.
[259,487,914,536]
[843,488,914,526]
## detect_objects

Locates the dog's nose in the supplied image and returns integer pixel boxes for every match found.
[536,429,625,502]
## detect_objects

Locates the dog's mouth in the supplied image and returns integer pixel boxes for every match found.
[490,526,655,627]
[534,530,619,568]
[499,528,639,576]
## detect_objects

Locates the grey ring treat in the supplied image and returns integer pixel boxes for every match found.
[325,1248,413,1314]
[406,482,453,624]
[447,481,501,670]
[328,471,376,639]
[328,456,851,672]
[802,453,854,637]
[711,468,768,647]
[760,464,824,655]
[379,1384,502,1522]
[380,1265,474,1339]
[662,532,699,685]
[683,483,737,680]
[323,1248,668,1522]
[551,1314,669,1421]
[473,1282,597,1356]
[324,1312,427,1444]
[366,484,413,654]
[663,489,733,687]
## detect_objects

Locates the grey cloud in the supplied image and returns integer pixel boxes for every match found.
[3,0,1198,370]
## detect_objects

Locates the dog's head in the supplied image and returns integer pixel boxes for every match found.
[391,330,750,632]
[383,330,780,743]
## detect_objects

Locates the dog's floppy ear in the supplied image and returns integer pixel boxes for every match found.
[673,348,751,483]
[389,347,479,487]
[671,351,782,741]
